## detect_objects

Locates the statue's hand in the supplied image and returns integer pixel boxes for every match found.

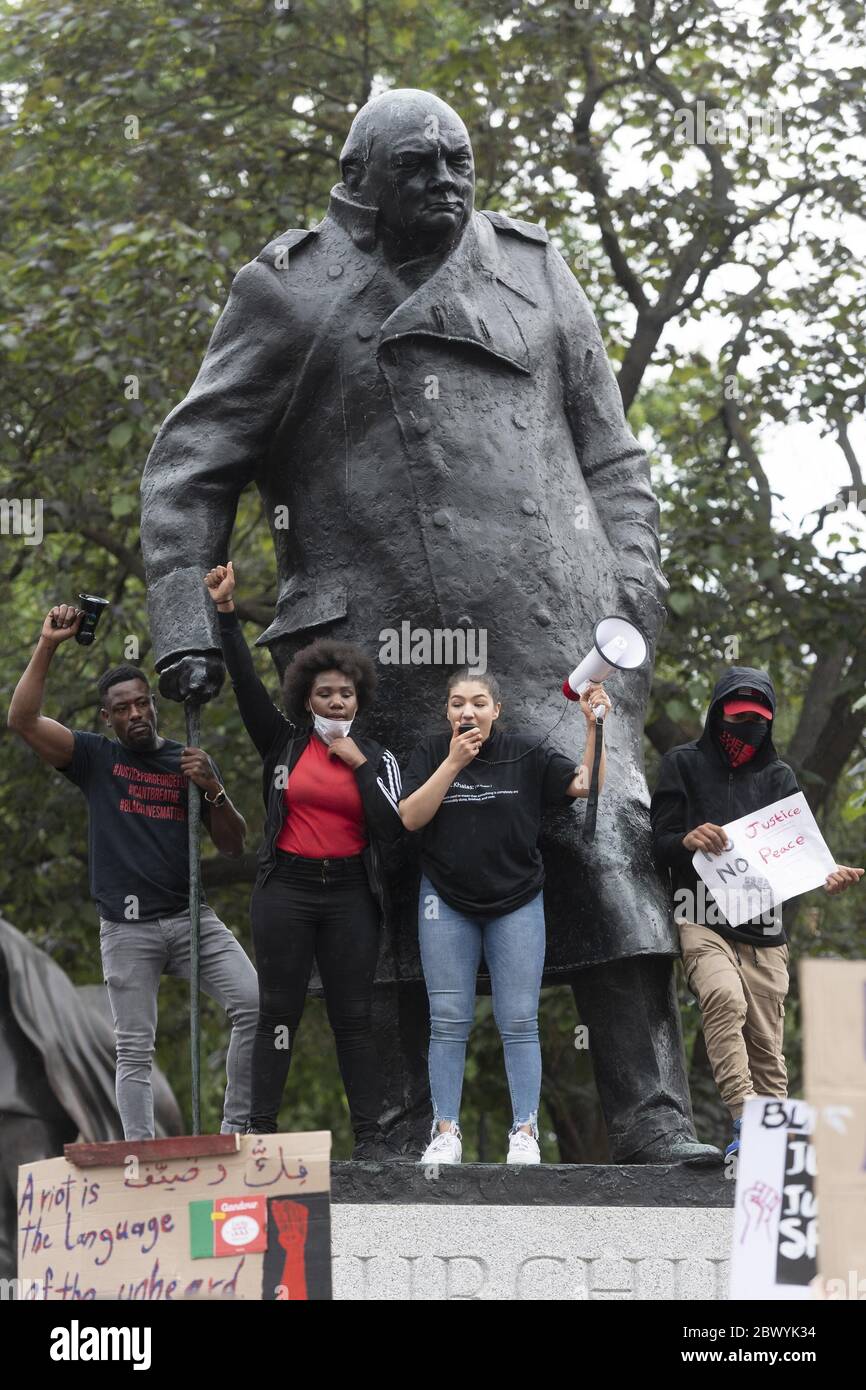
[157,652,225,704]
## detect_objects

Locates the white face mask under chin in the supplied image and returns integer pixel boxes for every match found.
[311,713,354,745]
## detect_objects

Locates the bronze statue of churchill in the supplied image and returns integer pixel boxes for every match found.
[141,89,718,1162]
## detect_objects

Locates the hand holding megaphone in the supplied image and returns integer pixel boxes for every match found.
[43,594,110,648]
[563,615,649,715]
[578,683,612,723]
[563,616,649,843]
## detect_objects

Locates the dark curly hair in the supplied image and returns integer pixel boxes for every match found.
[282,639,377,722]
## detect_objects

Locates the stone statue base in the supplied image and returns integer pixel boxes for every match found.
[330,1162,734,1300]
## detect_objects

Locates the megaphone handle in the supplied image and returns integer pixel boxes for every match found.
[577,678,607,720]
[582,715,605,843]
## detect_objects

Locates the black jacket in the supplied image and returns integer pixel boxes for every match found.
[650,666,799,947]
[216,609,403,917]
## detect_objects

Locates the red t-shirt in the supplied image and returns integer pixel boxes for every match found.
[276,734,368,858]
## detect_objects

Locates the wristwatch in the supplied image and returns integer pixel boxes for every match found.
[204,785,227,808]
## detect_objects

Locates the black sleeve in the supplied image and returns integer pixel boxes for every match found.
[140,257,298,670]
[649,752,695,875]
[551,243,667,644]
[539,744,580,807]
[57,731,102,789]
[354,748,404,847]
[777,762,800,797]
[399,738,437,802]
[217,608,290,759]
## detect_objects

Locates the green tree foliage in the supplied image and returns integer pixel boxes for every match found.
[2,0,863,1157]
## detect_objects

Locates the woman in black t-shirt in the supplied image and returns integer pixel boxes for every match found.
[399,667,611,1167]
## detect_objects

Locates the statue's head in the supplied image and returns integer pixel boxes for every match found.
[340,88,474,254]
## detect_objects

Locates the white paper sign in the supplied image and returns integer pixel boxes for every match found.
[729,1097,817,1300]
[692,792,836,928]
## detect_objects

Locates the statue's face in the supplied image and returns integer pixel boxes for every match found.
[352,104,474,251]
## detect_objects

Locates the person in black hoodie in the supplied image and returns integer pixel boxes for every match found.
[204,563,403,1158]
[651,666,862,1158]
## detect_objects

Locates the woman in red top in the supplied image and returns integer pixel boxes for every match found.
[205,563,403,1156]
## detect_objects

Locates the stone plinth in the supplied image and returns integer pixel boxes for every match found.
[329,1163,733,1300]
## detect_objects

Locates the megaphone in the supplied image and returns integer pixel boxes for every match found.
[563,615,648,717]
[75,593,110,646]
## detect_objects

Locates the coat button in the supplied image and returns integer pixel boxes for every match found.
[456,615,473,628]
[328,264,344,279]
[432,510,450,527]
[521,498,538,515]
[357,326,375,340]
[512,412,529,430]
[533,607,552,627]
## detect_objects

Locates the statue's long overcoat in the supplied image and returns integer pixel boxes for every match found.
[141,185,675,984]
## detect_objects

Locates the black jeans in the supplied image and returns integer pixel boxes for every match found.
[249,850,382,1137]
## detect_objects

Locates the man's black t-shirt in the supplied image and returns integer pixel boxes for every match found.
[60,732,213,923]
[401,725,578,917]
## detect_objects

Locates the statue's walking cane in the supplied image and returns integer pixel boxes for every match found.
[185,695,203,1135]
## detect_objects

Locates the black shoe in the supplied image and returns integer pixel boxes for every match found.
[630,1134,724,1166]
[351,1133,404,1162]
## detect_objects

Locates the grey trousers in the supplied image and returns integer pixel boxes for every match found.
[99,906,258,1140]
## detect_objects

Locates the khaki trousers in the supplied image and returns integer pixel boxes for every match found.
[678,921,789,1121]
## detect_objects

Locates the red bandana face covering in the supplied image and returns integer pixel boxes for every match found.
[716,718,769,768]
[717,727,760,768]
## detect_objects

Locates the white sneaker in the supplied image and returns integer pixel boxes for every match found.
[418,1123,462,1166]
[507,1130,540,1165]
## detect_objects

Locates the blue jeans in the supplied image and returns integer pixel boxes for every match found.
[418,876,546,1135]
[99,906,259,1140]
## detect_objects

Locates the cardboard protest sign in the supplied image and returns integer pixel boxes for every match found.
[18,1131,331,1301]
[692,792,835,928]
[801,959,866,1299]
[729,1097,816,1300]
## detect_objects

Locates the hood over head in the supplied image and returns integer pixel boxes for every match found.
[698,666,778,770]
